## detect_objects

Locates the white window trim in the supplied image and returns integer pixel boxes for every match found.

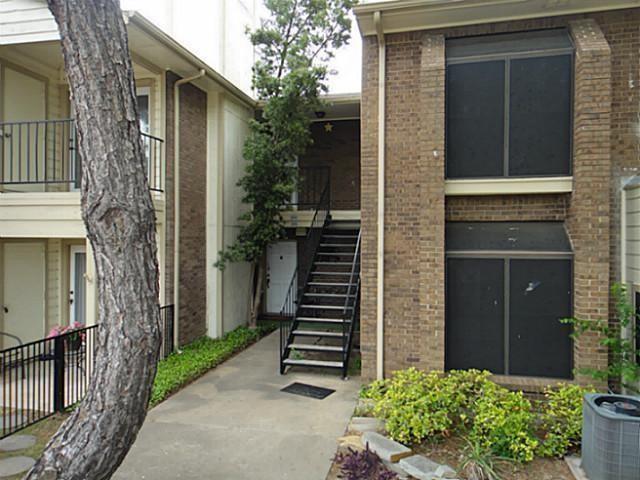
[69,245,86,325]
[445,176,573,196]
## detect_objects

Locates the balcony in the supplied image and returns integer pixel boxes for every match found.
[0,118,164,193]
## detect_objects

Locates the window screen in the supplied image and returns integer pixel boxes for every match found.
[509,259,572,378]
[446,61,505,178]
[509,55,572,176]
[445,29,573,179]
[446,258,505,373]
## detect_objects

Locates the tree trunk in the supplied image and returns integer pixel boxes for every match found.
[249,259,265,328]
[26,1,161,478]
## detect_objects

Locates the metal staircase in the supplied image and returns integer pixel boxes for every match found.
[279,220,360,378]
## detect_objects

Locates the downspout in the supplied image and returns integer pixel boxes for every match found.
[173,69,205,349]
[374,11,385,380]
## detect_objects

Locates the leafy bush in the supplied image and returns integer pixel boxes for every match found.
[334,445,398,480]
[562,283,640,393]
[150,324,274,407]
[537,384,594,458]
[363,368,495,444]
[470,387,538,463]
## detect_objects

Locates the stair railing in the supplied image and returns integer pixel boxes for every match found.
[342,229,361,378]
[279,180,331,372]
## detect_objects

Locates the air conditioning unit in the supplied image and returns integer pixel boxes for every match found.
[582,393,640,480]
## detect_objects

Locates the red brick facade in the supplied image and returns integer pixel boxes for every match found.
[165,72,208,345]
[360,9,639,382]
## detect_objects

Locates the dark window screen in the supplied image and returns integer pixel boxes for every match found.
[508,259,572,378]
[509,55,572,176]
[446,258,505,373]
[446,61,505,178]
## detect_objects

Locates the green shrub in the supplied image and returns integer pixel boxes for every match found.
[537,384,594,458]
[364,368,495,444]
[150,324,273,407]
[470,387,538,463]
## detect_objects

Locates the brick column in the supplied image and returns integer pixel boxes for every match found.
[567,20,612,383]
[417,34,446,372]
[359,36,379,380]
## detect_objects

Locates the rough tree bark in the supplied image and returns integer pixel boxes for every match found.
[26,1,161,478]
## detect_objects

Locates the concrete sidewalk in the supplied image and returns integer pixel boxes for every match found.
[114,331,360,480]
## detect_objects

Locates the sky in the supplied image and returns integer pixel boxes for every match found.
[120,0,362,95]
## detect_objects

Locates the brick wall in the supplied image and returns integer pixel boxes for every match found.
[300,120,360,210]
[446,194,570,222]
[165,72,208,345]
[360,9,638,382]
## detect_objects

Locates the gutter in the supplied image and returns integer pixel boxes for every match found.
[374,11,385,381]
[173,69,206,348]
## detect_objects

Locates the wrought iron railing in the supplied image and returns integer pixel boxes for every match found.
[296,166,330,209]
[0,325,97,439]
[342,230,361,378]
[0,118,164,192]
[159,304,175,359]
[0,304,174,438]
[279,180,331,368]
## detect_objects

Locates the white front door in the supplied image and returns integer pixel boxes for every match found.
[2,243,45,346]
[69,246,87,326]
[1,65,46,192]
[266,241,297,314]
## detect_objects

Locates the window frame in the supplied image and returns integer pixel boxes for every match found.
[445,33,575,179]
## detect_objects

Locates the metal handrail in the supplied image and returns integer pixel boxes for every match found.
[341,230,361,377]
[279,178,331,369]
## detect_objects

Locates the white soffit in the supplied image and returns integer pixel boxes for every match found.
[355,0,640,36]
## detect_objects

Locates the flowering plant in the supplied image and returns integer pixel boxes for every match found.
[47,322,85,339]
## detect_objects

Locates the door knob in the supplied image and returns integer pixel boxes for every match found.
[2,306,7,314]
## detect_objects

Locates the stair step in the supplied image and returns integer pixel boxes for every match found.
[288,344,345,352]
[303,293,355,298]
[283,359,343,368]
[317,252,355,256]
[319,244,357,248]
[308,282,351,287]
[311,271,352,276]
[296,317,350,324]
[300,304,354,310]
[323,235,358,239]
[314,262,352,266]
[292,330,343,338]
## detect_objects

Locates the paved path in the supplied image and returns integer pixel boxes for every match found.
[114,331,360,480]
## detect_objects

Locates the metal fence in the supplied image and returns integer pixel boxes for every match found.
[0,304,175,438]
[0,118,164,191]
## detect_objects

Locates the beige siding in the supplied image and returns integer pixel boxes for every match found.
[626,186,640,285]
[0,0,59,45]
[45,238,61,331]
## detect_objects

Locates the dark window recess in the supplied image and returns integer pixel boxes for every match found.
[509,259,572,378]
[445,29,573,179]
[446,222,572,253]
[446,258,505,373]
[509,56,572,176]
[446,61,505,178]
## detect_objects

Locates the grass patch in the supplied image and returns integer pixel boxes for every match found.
[0,413,68,480]
[149,323,276,407]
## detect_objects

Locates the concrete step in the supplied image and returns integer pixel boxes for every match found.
[283,358,343,368]
[292,329,343,338]
[288,343,344,352]
[299,304,354,310]
[296,317,349,324]
[308,282,351,287]
[303,293,355,298]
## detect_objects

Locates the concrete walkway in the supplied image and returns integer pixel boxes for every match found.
[114,331,361,480]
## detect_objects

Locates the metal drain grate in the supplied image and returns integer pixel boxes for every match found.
[281,382,335,400]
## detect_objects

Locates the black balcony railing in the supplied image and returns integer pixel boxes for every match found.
[0,118,164,192]
[0,304,174,439]
[297,166,330,209]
